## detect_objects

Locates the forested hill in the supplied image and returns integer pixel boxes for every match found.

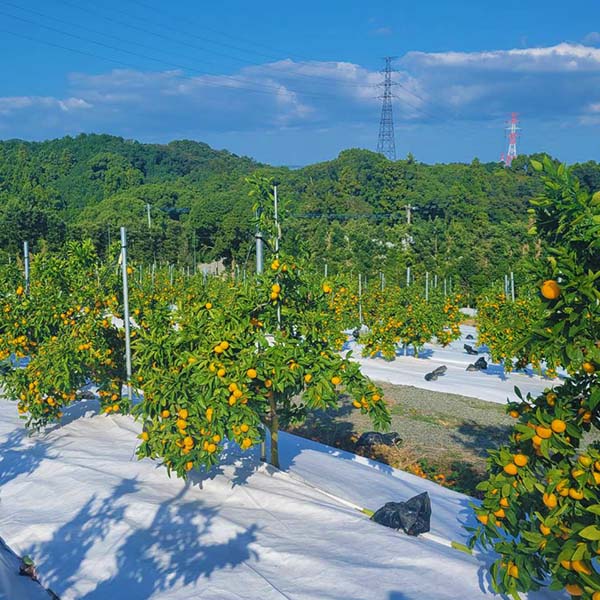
[0,134,598,295]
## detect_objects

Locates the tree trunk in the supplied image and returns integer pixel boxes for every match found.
[269,394,280,469]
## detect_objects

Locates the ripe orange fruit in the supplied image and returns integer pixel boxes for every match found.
[176,419,187,430]
[241,438,252,449]
[503,463,518,475]
[493,508,505,518]
[322,283,332,294]
[246,368,257,379]
[220,341,230,350]
[532,435,543,446]
[140,431,149,441]
[509,410,519,418]
[578,455,593,468]
[476,513,489,525]
[304,373,312,383]
[546,392,557,406]
[539,523,551,536]
[540,280,560,300]
[240,423,249,433]
[572,560,592,575]
[352,400,362,409]
[592,592,600,600]
[561,560,572,570]
[217,368,226,378]
[16,285,24,296]
[536,425,552,439]
[569,488,584,500]
[185,461,193,471]
[271,283,281,294]
[161,410,170,418]
[508,565,519,578]
[542,493,557,508]
[500,498,509,508]
[564,583,583,596]
[582,361,596,374]
[331,375,342,385]
[178,408,188,419]
[551,419,566,433]
[513,454,528,467]
[207,443,217,453]
[206,407,213,422]
[205,302,212,310]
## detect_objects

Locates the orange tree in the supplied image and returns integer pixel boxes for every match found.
[477,292,553,374]
[133,178,391,477]
[470,158,600,599]
[361,286,462,360]
[0,241,127,429]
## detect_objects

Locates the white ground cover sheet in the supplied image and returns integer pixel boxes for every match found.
[347,325,562,405]
[0,400,564,599]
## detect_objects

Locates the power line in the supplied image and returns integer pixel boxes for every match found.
[1,0,451,123]
[50,0,376,93]
[128,0,317,64]
[52,0,446,119]
[0,8,358,102]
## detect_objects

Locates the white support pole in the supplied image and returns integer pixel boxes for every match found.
[425,271,429,302]
[358,274,363,326]
[23,241,29,294]
[120,228,133,401]
[406,266,411,287]
[146,203,151,229]
[510,271,515,302]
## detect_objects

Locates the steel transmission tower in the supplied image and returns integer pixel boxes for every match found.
[501,112,520,167]
[376,57,396,160]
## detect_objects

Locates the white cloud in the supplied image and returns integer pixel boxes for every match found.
[583,32,600,46]
[0,43,599,144]
[0,96,91,116]
[371,26,393,37]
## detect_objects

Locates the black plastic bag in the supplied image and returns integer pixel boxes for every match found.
[356,431,402,449]
[371,492,431,536]
[473,357,488,370]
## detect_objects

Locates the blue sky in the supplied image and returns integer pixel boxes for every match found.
[0,0,599,165]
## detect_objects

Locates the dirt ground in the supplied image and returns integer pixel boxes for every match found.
[287,382,600,497]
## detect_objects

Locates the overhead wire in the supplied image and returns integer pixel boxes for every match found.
[50,0,445,119]
[0,7,361,101]
[1,0,451,122]
[119,0,451,120]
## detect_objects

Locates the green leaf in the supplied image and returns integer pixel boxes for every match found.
[579,525,600,540]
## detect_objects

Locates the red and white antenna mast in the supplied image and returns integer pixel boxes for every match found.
[501,113,520,166]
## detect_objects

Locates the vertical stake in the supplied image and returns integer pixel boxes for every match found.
[510,271,515,302]
[23,241,30,294]
[120,228,133,402]
[425,271,429,302]
[358,274,363,326]
[406,266,411,287]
